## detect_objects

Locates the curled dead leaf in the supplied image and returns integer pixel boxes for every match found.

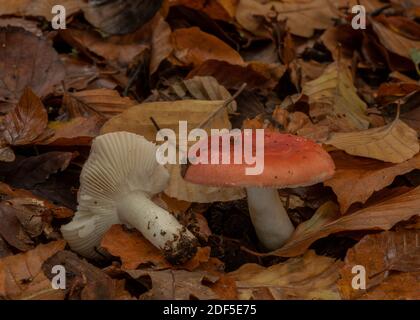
[303,62,370,132]
[0,240,66,300]
[325,118,419,164]
[325,152,420,212]
[230,250,342,300]
[171,27,244,67]
[83,0,164,35]
[0,27,65,113]
[338,230,420,299]
[2,87,52,146]
[236,0,337,38]
[271,187,420,257]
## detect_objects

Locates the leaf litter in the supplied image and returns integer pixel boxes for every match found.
[0,0,419,301]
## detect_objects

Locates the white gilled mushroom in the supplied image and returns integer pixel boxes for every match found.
[61,132,198,263]
[184,132,335,251]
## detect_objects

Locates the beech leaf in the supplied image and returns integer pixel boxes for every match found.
[230,250,342,300]
[325,152,420,212]
[271,187,420,257]
[325,118,419,163]
[2,87,51,146]
[303,62,370,132]
[338,230,420,299]
[0,240,66,300]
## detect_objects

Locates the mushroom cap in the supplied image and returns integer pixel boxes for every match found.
[61,131,169,258]
[184,131,335,188]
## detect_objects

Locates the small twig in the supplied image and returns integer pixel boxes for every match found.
[61,80,67,94]
[123,62,143,97]
[370,4,392,17]
[150,116,161,132]
[197,83,247,129]
[351,51,360,85]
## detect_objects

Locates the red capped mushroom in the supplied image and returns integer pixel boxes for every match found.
[184,131,335,250]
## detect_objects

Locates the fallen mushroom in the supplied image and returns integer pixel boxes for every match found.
[184,131,335,251]
[61,132,198,264]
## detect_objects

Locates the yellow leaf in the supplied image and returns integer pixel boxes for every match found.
[236,0,337,38]
[0,241,66,300]
[229,250,342,300]
[271,187,420,257]
[338,230,420,299]
[303,62,370,131]
[325,152,420,212]
[372,19,420,59]
[326,119,419,163]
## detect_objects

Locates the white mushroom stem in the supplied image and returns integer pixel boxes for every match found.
[246,187,295,251]
[117,190,198,263]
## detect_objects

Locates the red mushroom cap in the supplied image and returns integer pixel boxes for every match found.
[184,131,335,188]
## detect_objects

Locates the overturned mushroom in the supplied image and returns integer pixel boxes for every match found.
[61,132,198,263]
[184,131,335,251]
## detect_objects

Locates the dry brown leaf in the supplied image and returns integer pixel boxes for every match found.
[60,29,149,68]
[60,55,107,92]
[272,108,330,142]
[0,146,15,162]
[372,17,420,60]
[2,152,74,189]
[303,62,370,132]
[171,27,244,67]
[0,27,65,113]
[101,225,211,271]
[321,25,362,65]
[0,202,34,252]
[100,100,245,203]
[271,188,420,257]
[325,118,420,164]
[208,275,238,300]
[127,269,219,300]
[101,100,228,142]
[68,89,135,119]
[169,0,237,21]
[325,152,420,213]
[359,272,420,300]
[101,224,171,270]
[42,116,104,146]
[189,60,286,90]
[42,250,132,300]
[181,247,212,271]
[2,88,50,146]
[375,15,420,41]
[376,82,420,105]
[230,250,342,300]
[0,0,85,20]
[0,18,42,36]
[290,59,328,88]
[0,182,73,219]
[172,76,237,113]
[82,0,164,35]
[149,13,173,74]
[401,107,420,134]
[0,240,66,300]
[354,0,385,12]
[236,0,337,38]
[338,230,420,299]
[0,237,12,259]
